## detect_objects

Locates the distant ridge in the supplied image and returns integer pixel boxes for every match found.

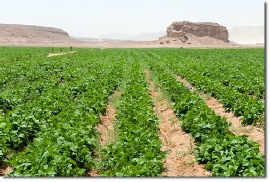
[0,24,80,44]
[0,23,263,48]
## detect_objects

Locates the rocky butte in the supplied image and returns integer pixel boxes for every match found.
[160,21,229,44]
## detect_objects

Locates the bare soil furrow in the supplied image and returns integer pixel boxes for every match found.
[88,91,121,176]
[97,104,117,146]
[0,162,12,176]
[145,70,211,177]
[0,144,27,176]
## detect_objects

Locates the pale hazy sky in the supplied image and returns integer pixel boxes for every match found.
[0,0,265,37]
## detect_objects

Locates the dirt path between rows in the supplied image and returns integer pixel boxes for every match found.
[88,91,121,177]
[0,162,12,176]
[145,70,211,177]
[0,144,26,176]
[96,91,121,146]
[47,51,77,57]
[175,75,265,155]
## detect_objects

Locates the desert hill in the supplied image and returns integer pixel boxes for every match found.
[0,23,264,48]
[0,24,80,45]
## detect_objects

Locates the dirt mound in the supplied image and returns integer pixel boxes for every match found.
[0,24,80,45]
[159,21,231,46]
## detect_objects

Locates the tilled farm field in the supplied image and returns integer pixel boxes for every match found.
[0,47,265,177]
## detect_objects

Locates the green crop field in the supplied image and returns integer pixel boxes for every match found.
[0,47,265,177]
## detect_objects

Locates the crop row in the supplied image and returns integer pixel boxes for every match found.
[0,47,265,177]
[0,51,119,164]
[141,49,264,126]
[147,59,264,176]
[169,63,264,126]
[150,48,264,99]
[0,47,53,90]
[99,55,165,176]
[2,50,124,176]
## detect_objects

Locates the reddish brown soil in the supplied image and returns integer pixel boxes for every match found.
[88,91,120,177]
[0,162,12,176]
[0,152,14,176]
[175,75,265,155]
[145,70,211,177]
[87,169,100,177]
[96,103,117,146]
[0,145,27,176]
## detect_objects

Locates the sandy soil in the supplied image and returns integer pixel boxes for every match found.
[88,91,121,177]
[0,40,264,49]
[0,152,14,176]
[96,104,118,146]
[175,76,265,155]
[145,70,211,177]
[0,162,12,176]
[47,51,77,57]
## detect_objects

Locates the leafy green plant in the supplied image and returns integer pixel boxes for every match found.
[195,134,265,176]
[99,60,165,176]
[146,54,265,177]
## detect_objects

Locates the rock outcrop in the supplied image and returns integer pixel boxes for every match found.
[164,21,229,42]
[0,24,80,44]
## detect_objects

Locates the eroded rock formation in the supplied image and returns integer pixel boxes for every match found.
[164,21,229,42]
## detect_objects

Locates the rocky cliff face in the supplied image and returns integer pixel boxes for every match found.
[0,24,79,44]
[165,21,229,42]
